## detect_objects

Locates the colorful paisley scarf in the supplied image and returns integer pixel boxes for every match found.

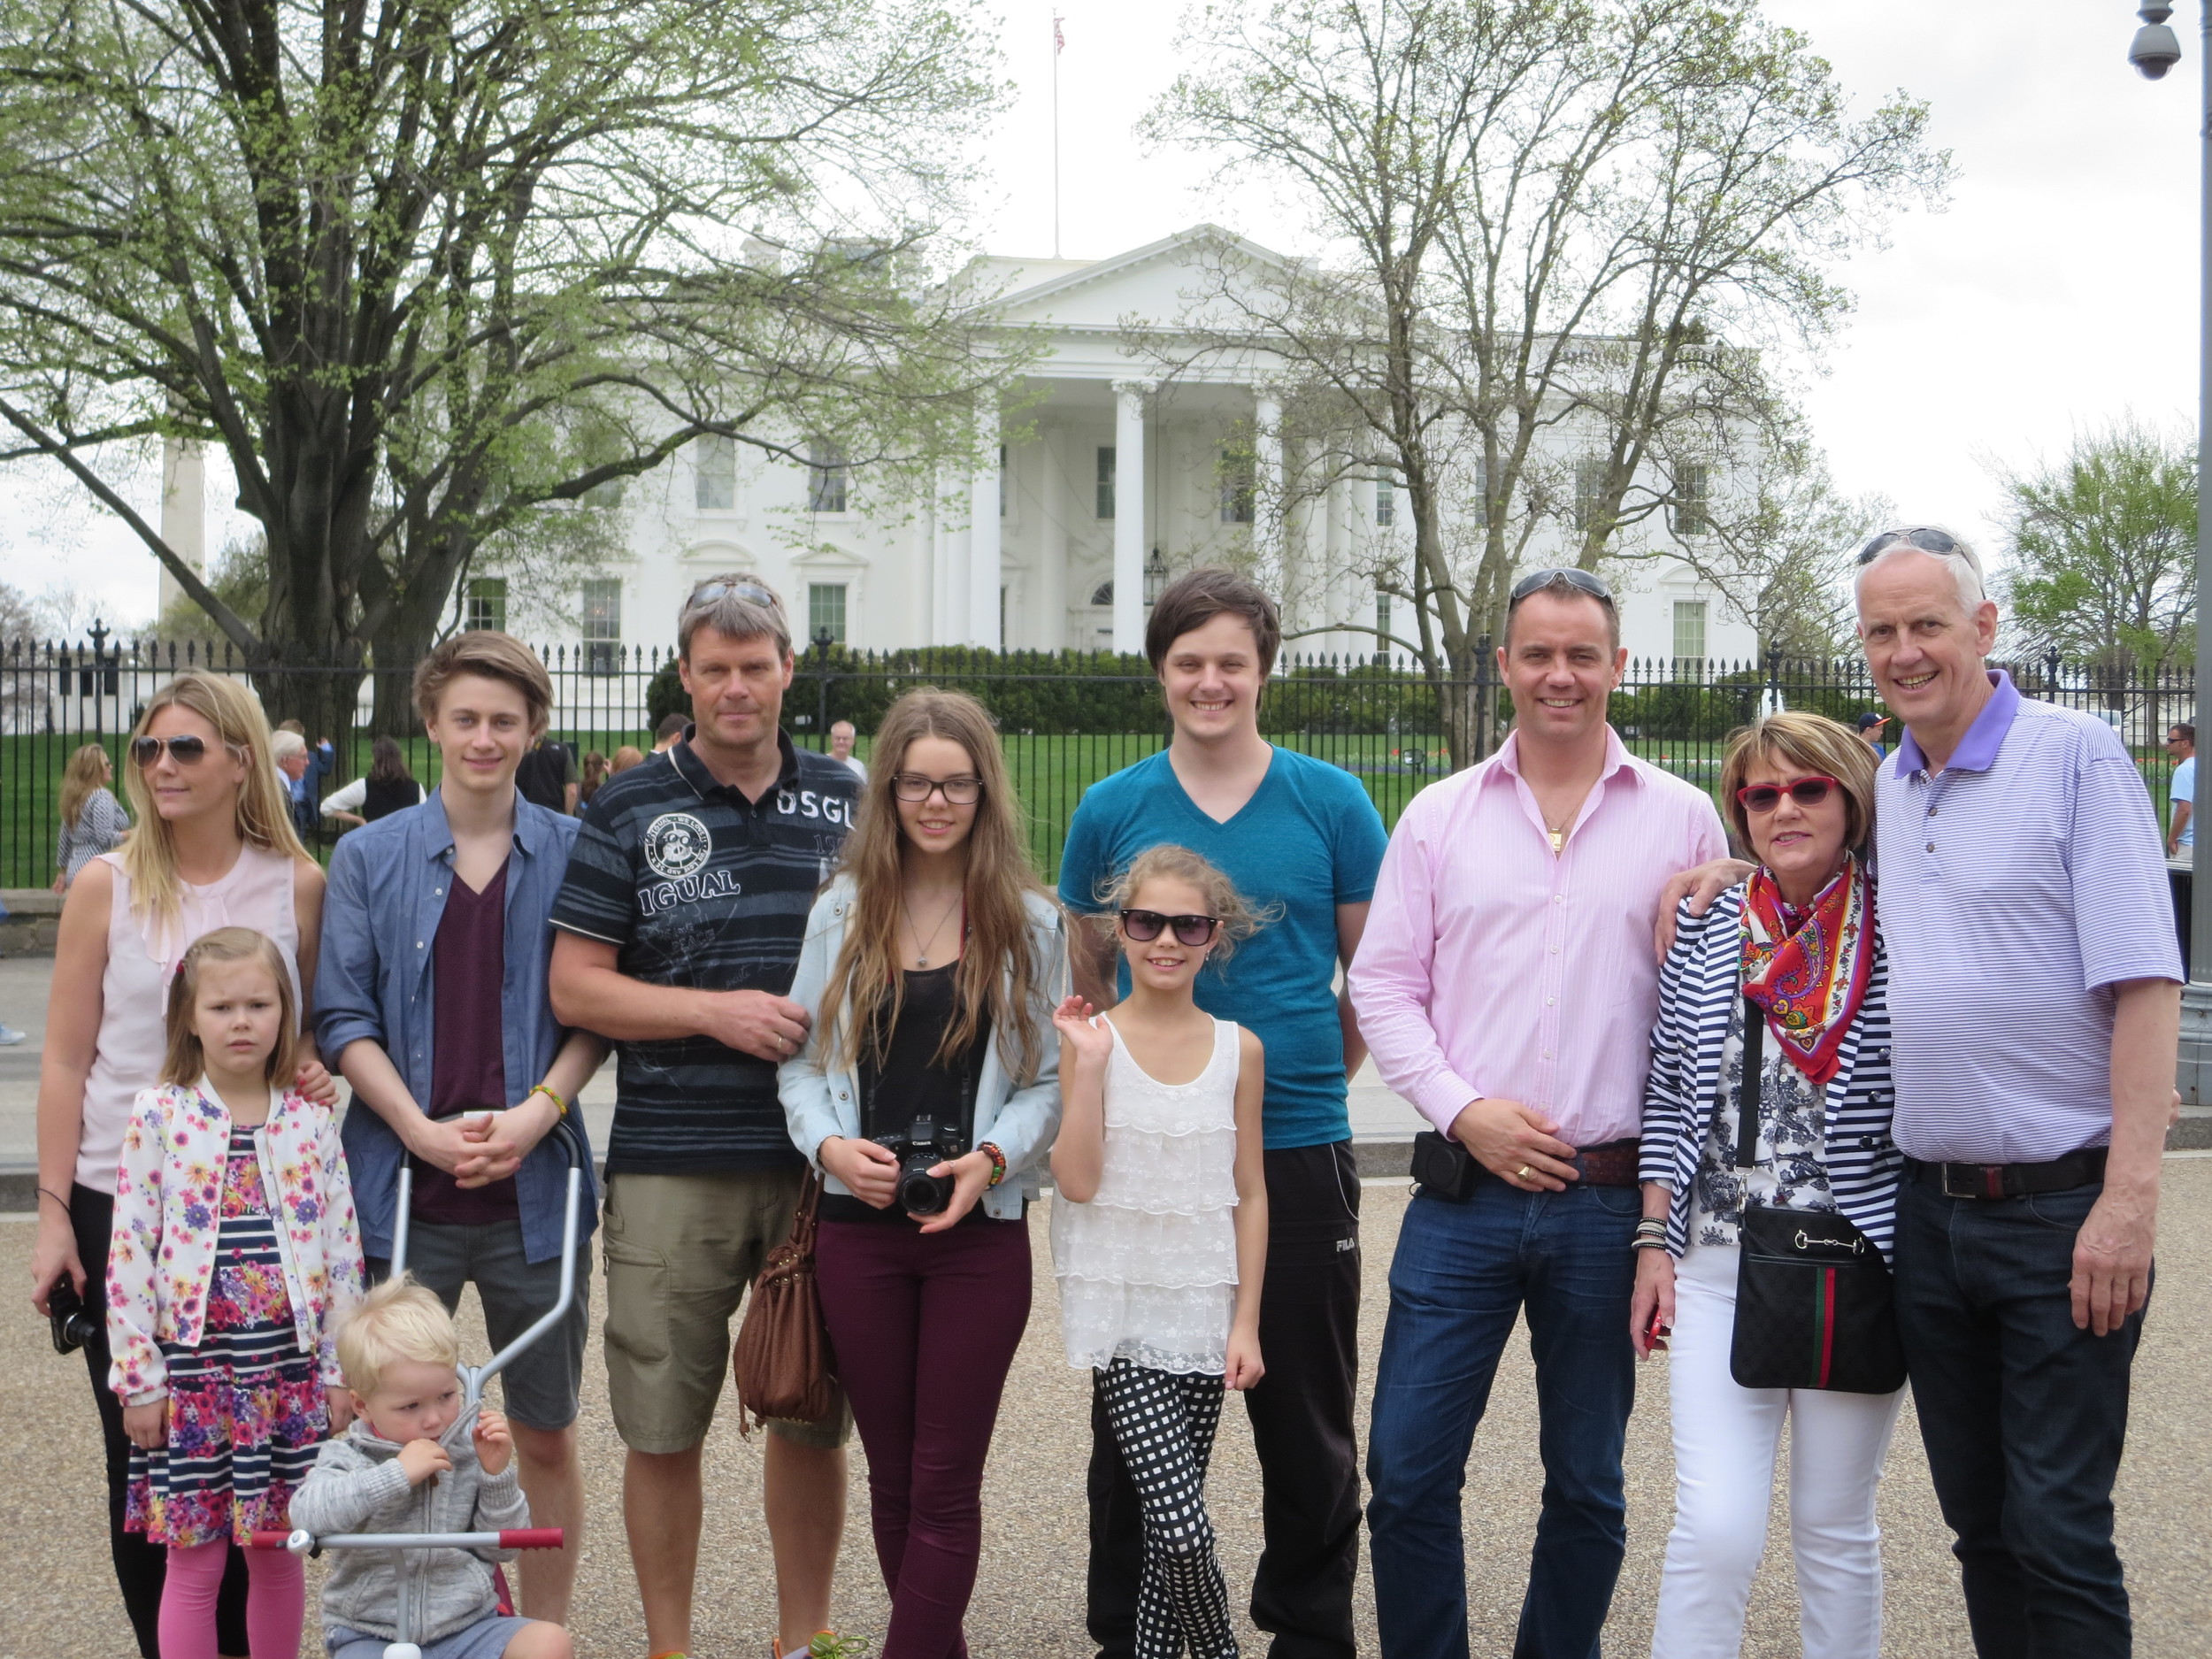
[1740,853,1874,1087]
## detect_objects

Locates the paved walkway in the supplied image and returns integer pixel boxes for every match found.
[6,1163,2208,1658]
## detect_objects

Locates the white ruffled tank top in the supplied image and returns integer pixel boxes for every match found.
[1051,1014,1240,1375]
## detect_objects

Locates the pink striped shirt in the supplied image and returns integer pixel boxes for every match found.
[1348,729,1728,1147]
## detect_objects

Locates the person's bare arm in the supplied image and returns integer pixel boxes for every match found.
[1068,914,1119,1014]
[291,856,326,1069]
[1048,997,1110,1203]
[548,930,807,1060]
[1225,1026,1269,1391]
[32,860,111,1310]
[1336,900,1371,1081]
[1652,857,1755,960]
[562,781,580,816]
[2169,800,2192,857]
[2073,976,2178,1335]
[451,1028,612,1186]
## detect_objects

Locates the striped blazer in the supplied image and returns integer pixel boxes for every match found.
[1640,883,1905,1261]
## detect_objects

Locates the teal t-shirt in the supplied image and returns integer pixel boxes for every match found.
[1057,747,1388,1148]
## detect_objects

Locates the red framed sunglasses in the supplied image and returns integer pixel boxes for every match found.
[1736,774,1843,813]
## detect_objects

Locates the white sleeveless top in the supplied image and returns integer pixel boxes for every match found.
[1051,1015,1240,1375]
[76,846,303,1194]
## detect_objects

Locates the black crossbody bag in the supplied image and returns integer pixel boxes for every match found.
[1725,994,1907,1394]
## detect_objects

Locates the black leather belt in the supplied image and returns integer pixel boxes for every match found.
[1909,1147,2108,1201]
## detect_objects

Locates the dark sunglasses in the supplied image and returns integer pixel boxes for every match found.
[130,734,238,769]
[1856,526,1958,563]
[1509,567,1615,604]
[1736,774,1843,813]
[892,772,981,804]
[1118,909,1221,946]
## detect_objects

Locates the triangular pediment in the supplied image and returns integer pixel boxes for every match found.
[970,225,1302,335]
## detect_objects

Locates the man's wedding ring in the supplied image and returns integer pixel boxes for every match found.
[1516,1165,1532,1180]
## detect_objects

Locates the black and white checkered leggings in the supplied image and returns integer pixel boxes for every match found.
[1099,1357,1239,1659]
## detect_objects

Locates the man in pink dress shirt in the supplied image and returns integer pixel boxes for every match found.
[1349,571,1727,1659]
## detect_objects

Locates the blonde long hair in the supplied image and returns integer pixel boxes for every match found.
[822,689,1056,1084]
[58,743,115,832]
[120,673,307,928]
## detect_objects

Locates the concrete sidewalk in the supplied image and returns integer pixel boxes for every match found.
[5,1165,2209,1657]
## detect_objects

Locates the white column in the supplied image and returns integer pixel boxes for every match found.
[1040,424,1069,652]
[1255,394,1285,598]
[915,498,939,648]
[157,438,205,618]
[1112,380,1148,655]
[969,432,1002,649]
[935,465,969,647]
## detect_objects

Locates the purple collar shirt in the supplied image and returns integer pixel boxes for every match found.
[1878,671,2182,1164]
[1348,728,1729,1147]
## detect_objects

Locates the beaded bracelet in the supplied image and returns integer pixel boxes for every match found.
[1631,1236,1671,1252]
[527,1083,568,1118]
[979,1141,1008,1188]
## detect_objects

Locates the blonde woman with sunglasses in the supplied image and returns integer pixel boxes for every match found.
[29,672,334,1659]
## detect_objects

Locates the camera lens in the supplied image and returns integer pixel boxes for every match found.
[897,1157,956,1216]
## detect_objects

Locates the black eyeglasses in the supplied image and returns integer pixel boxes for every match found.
[685,580,782,611]
[130,734,238,769]
[1119,909,1220,946]
[1856,526,1960,564]
[1736,774,1842,813]
[1509,567,1615,604]
[892,772,982,804]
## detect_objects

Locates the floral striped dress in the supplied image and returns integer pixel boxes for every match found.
[125,1125,328,1547]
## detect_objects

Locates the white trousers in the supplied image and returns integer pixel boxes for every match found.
[1651,1242,1905,1659]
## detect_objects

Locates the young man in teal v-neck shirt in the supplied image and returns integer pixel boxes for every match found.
[1060,569,1387,1659]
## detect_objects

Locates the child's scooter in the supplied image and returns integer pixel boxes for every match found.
[251,1113,590,1659]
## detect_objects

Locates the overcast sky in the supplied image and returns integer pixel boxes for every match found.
[2,0,2199,632]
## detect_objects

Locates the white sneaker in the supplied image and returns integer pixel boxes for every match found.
[0,1025,25,1046]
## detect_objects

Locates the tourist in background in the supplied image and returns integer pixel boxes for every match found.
[2165,723,2193,856]
[30,671,331,1658]
[320,737,426,829]
[1636,711,1904,1659]
[828,718,867,780]
[580,749,611,807]
[780,687,1064,1657]
[55,743,129,890]
[609,744,647,774]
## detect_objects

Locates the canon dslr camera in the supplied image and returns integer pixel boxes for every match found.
[49,1279,100,1355]
[872,1117,963,1217]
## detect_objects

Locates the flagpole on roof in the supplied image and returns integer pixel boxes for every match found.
[1053,11,1064,258]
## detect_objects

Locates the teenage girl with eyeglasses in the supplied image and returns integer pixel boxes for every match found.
[780,687,1066,1658]
[30,672,338,1658]
[1051,843,1271,1659]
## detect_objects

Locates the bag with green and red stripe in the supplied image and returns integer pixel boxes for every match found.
[1724,992,1907,1395]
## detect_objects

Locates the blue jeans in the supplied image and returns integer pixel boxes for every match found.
[1366,1172,1641,1659]
[1893,1176,2147,1658]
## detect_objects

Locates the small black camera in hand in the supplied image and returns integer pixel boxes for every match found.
[874,1117,962,1216]
[50,1279,100,1356]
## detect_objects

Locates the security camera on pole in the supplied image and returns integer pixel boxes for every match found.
[2129,2,2212,1099]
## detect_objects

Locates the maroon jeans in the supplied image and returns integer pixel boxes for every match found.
[816,1216,1033,1659]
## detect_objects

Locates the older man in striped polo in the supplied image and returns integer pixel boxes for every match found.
[1853,526,2178,1658]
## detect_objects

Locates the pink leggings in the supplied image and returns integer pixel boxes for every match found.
[159,1540,304,1659]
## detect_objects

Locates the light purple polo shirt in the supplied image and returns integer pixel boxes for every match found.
[1877,671,2182,1164]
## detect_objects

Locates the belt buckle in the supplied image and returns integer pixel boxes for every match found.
[1939,1164,1983,1200]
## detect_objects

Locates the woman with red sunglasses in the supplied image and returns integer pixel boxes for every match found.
[1633,710,1906,1659]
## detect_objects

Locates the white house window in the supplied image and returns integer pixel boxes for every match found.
[809,582,848,645]
[1375,588,1394,649]
[582,579,621,673]
[1219,449,1256,525]
[695,435,735,511]
[582,474,625,509]
[999,444,1009,518]
[1096,447,1116,519]
[1672,599,1708,678]
[808,442,849,514]
[1375,475,1395,527]
[1673,463,1710,536]
[1574,457,1608,533]
[464,577,507,634]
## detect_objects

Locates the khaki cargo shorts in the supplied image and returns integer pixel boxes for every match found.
[600,1167,851,1455]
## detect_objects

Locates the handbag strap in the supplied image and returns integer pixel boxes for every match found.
[1732,993,1764,1173]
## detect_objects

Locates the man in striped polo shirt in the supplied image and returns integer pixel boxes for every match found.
[549,575,859,1659]
[1856,527,2178,1657]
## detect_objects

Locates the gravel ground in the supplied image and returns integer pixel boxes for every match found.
[6,1165,2209,1659]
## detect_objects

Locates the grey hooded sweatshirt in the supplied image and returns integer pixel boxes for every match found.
[289,1404,531,1644]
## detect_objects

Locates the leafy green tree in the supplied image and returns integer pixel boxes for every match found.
[0,0,1012,731]
[1995,419,2195,675]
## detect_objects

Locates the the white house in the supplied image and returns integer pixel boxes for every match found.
[468,225,1763,669]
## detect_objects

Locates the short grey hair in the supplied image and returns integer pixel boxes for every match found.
[677,571,791,659]
[269,729,306,762]
[1853,523,1988,617]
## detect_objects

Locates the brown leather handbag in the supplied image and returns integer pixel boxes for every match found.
[731,1171,839,1432]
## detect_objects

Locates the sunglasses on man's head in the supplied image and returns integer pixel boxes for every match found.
[1736,774,1843,814]
[687,580,782,611]
[1509,567,1615,604]
[1856,527,1959,564]
[130,734,237,769]
[1118,910,1221,946]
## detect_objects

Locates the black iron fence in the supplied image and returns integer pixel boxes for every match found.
[2,634,2193,888]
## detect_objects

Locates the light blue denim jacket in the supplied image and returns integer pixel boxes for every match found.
[314,790,596,1263]
[779,876,1067,1219]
